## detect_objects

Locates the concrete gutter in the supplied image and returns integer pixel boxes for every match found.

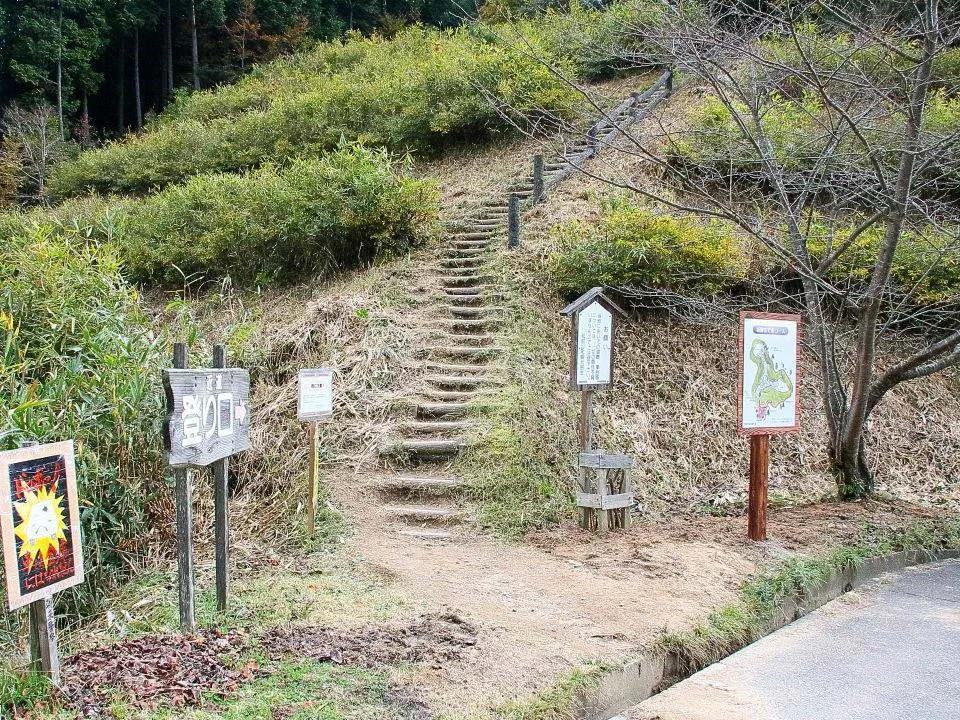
[574,548,960,720]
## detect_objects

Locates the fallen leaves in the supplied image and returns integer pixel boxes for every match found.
[61,628,250,717]
[261,612,478,670]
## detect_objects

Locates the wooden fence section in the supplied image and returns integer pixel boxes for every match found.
[542,69,673,193]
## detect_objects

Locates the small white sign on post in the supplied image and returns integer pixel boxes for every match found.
[575,301,613,386]
[298,369,334,422]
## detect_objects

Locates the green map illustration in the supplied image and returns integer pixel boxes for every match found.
[749,338,794,411]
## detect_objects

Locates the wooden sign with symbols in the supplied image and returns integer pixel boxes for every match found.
[163,369,251,468]
[560,287,628,391]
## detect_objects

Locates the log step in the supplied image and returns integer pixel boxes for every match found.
[424,346,502,358]
[444,247,486,257]
[445,285,492,295]
[445,305,506,316]
[400,420,473,433]
[425,362,492,374]
[384,438,465,458]
[453,232,494,241]
[439,258,483,268]
[439,319,499,332]
[398,529,453,540]
[380,475,464,494]
[421,389,477,401]
[389,505,463,522]
[417,402,470,418]
[426,375,498,388]
[451,240,488,249]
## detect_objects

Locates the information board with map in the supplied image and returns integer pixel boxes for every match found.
[738,312,800,434]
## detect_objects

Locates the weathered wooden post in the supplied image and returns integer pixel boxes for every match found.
[1,440,85,687]
[212,345,229,613]
[587,125,598,152]
[737,311,801,541]
[532,154,544,204]
[508,193,520,249]
[297,369,334,535]
[164,345,251,632]
[171,343,195,632]
[561,288,630,532]
[630,91,641,118]
[666,69,674,95]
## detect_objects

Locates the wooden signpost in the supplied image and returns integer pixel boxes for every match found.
[737,311,801,541]
[0,440,85,685]
[560,288,630,532]
[163,343,251,631]
[297,369,334,535]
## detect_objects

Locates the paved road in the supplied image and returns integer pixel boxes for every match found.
[626,560,960,720]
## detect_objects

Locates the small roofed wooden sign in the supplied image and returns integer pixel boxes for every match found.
[164,369,251,467]
[560,287,628,391]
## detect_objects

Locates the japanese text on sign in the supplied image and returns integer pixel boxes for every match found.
[576,302,612,386]
[164,369,251,467]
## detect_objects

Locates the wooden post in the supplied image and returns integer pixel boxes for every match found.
[306,422,318,535]
[508,193,520,249]
[630,91,641,118]
[578,390,595,530]
[666,69,674,95]
[212,344,229,613]
[532,154,544,204]
[748,434,769,541]
[173,343,196,634]
[20,440,61,685]
[587,124,598,151]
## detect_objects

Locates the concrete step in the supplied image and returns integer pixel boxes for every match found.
[389,504,463,523]
[417,402,470,418]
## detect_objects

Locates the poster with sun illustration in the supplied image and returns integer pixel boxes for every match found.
[0,441,84,610]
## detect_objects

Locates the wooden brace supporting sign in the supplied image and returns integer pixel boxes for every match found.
[576,451,634,533]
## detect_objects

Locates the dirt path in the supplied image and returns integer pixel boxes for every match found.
[320,79,767,714]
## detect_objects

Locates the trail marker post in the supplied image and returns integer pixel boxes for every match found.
[508,194,520,249]
[532,154,544,204]
[1,439,85,686]
[561,288,629,531]
[297,369,334,535]
[163,343,250,631]
[737,311,801,541]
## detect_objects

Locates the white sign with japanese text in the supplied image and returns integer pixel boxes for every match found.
[163,369,251,467]
[575,301,613,386]
[298,369,334,421]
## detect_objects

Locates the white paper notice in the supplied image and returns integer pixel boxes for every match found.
[576,302,612,386]
[298,368,334,421]
[740,317,798,430]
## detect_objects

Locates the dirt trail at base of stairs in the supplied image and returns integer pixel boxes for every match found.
[334,472,756,711]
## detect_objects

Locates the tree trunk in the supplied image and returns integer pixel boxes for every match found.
[166,0,175,101]
[117,37,126,134]
[832,4,937,500]
[57,2,65,141]
[191,1,201,91]
[134,28,143,130]
[80,89,90,144]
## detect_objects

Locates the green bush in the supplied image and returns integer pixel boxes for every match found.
[119,145,438,285]
[49,25,584,199]
[0,221,165,616]
[801,218,960,306]
[549,200,747,295]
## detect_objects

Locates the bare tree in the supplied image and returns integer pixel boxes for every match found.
[491,1,960,498]
[1,103,72,201]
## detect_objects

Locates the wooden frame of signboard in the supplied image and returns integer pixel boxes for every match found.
[736,311,802,541]
[0,441,84,611]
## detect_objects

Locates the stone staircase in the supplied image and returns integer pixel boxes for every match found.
[375,76,673,541]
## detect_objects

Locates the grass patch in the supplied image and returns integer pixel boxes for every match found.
[655,516,960,675]
[465,663,610,720]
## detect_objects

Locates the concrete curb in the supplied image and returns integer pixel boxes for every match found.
[575,549,960,720]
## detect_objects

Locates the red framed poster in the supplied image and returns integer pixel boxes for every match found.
[0,441,84,610]
[737,311,801,435]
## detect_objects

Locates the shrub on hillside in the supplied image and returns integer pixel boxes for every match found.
[49,26,583,199]
[120,145,438,286]
[0,222,165,615]
[549,201,747,295]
